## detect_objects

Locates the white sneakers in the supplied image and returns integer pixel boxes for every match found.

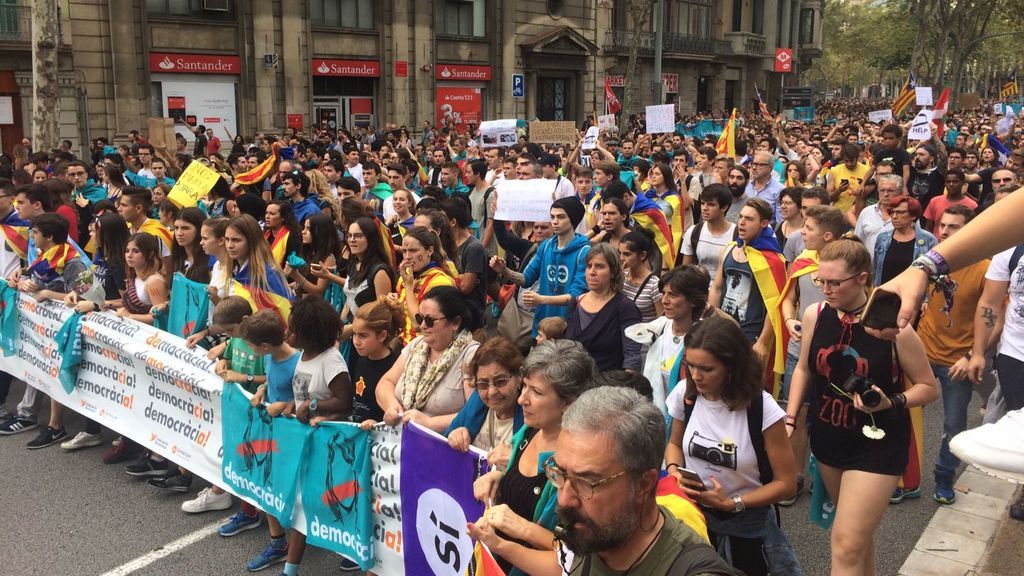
[181,486,233,513]
[60,431,103,451]
[950,407,1024,484]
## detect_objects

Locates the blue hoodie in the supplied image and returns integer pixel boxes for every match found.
[520,233,590,336]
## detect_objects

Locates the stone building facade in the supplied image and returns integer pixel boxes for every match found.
[0,0,823,155]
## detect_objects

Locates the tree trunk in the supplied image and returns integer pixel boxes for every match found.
[908,0,930,75]
[31,0,60,152]
[620,0,654,135]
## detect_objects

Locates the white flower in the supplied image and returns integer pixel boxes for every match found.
[862,425,886,440]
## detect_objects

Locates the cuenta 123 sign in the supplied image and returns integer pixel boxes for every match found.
[149,53,241,75]
[435,64,492,81]
[312,59,381,78]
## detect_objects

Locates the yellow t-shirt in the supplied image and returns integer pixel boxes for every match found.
[829,162,870,213]
[918,259,990,366]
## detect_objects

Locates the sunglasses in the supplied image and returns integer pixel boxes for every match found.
[414,314,446,328]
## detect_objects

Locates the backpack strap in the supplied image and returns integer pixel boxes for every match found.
[746,393,774,486]
[689,221,704,257]
[482,186,496,227]
[1009,244,1024,275]
[633,274,655,303]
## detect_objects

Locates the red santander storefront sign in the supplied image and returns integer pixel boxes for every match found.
[149,52,241,75]
[435,64,492,81]
[312,59,381,78]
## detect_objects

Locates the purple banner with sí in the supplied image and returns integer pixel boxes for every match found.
[400,421,489,576]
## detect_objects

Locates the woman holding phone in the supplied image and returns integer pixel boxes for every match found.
[665,314,800,576]
[787,237,938,575]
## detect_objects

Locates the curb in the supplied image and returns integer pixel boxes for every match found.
[898,466,1019,576]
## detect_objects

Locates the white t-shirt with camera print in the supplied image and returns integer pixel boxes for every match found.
[667,385,785,498]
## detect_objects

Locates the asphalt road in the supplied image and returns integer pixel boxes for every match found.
[0,378,983,576]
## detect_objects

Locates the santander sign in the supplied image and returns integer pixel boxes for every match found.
[311,59,381,78]
[149,53,241,75]
[435,64,492,81]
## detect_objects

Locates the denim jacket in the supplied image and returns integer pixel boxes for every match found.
[873,223,936,283]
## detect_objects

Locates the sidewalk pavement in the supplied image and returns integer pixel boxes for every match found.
[898,466,1022,576]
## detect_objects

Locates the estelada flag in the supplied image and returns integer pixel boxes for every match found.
[892,73,917,117]
[605,77,622,115]
[715,108,736,158]
[0,211,29,261]
[630,193,675,268]
[1000,70,1019,99]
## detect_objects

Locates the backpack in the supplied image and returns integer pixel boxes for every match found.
[688,221,740,262]
[682,391,773,486]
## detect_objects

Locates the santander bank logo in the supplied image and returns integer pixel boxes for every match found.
[159,56,175,70]
[440,67,453,79]
[316,61,330,74]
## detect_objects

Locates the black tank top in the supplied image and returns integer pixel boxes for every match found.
[496,428,547,572]
[806,305,910,475]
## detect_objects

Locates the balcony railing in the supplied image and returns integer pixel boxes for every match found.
[0,4,65,44]
[725,32,767,57]
[603,29,715,57]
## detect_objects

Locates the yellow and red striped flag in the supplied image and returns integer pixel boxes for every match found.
[892,73,917,117]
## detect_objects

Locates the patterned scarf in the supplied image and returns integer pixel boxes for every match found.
[400,329,475,411]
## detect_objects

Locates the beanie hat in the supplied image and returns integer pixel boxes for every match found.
[552,196,586,229]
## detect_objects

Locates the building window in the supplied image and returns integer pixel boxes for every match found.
[669,0,711,37]
[731,0,742,32]
[437,0,485,38]
[146,0,232,16]
[311,0,374,29]
[538,78,567,121]
[751,0,764,35]
[799,8,815,45]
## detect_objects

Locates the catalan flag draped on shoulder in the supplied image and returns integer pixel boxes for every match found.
[647,189,685,260]
[630,192,676,268]
[981,132,1011,165]
[234,142,281,187]
[892,72,917,118]
[715,108,736,158]
[137,218,173,252]
[232,261,293,326]
[28,243,80,285]
[265,228,291,268]
[0,210,29,262]
[395,262,456,345]
[1001,70,1019,99]
[774,249,819,386]
[732,226,788,398]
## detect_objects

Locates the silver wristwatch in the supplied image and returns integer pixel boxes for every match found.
[732,495,745,513]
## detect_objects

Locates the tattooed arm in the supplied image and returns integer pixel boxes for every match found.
[969,278,1009,384]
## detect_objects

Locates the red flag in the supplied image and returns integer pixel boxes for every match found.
[605,77,622,115]
[932,88,950,138]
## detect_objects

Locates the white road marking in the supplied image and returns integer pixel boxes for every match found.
[97,520,223,576]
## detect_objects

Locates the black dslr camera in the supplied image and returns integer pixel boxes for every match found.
[840,373,882,407]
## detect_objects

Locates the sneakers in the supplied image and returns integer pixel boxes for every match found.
[0,416,37,435]
[934,482,957,505]
[246,539,288,571]
[779,474,806,507]
[148,472,193,492]
[219,510,263,537]
[950,407,1024,483]
[339,556,361,572]
[890,486,922,504]
[26,426,68,449]
[103,438,143,464]
[61,431,104,451]
[182,487,233,513]
[1010,494,1024,521]
[124,457,170,477]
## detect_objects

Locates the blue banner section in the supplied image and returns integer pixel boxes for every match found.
[301,422,375,570]
[221,383,312,529]
[0,283,19,356]
[160,273,210,339]
[55,312,84,394]
[400,422,488,576]
[676,119,726,139]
